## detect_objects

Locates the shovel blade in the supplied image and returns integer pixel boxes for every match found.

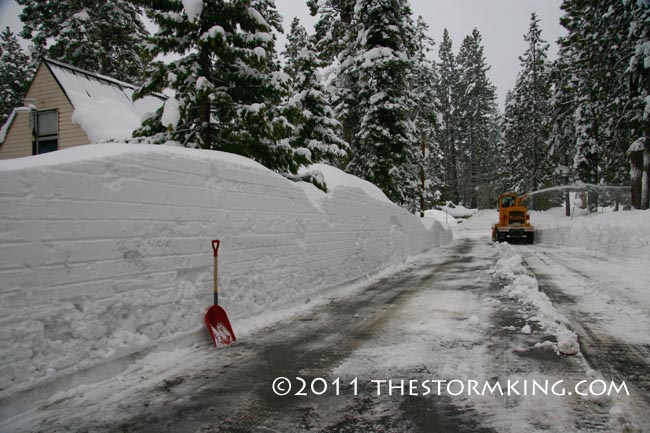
[205,305,236,347]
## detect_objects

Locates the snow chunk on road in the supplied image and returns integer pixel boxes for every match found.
[491,243,579,356]
[556,329,580,355]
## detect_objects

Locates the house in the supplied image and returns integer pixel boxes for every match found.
[0,58,165,160]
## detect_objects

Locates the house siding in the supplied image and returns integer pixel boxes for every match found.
[0,63,90,160]
[0,111,32,159]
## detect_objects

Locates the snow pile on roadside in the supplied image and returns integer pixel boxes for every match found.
[423,208,458,226]
[490,242,580,356]
[0,143,452,399]
[440,202,477,218]
[534,207,650,259]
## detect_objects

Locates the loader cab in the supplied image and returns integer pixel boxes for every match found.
[499,194,516,209]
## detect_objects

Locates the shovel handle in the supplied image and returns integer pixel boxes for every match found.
[212,240,220,305]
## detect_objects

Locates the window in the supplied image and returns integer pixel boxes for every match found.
[32,109,58,155]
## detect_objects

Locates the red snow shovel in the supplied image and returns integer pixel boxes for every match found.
[205,240,236,347]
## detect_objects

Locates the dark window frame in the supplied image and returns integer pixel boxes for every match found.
[32,109,59,155]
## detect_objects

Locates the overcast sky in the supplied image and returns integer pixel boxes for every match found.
[0,0,565,109]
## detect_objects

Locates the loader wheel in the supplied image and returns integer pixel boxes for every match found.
[527,233,535,244]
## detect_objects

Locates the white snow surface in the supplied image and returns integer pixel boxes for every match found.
[161,97,180,130]
[423,209,458,226]
[0,143,452,400]
[47,61,164,143]
[299,163,391,204]
[532,207,650,259]
[181,0,203,23]
[440,202,478,218]
[491,242,579,356]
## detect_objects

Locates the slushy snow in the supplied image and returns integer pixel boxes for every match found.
[491,242,580,356]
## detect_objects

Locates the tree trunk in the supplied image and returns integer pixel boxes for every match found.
[199,35,211,150]
[565,191,571,217]
[631,148,643,209]
[642,142,650,209]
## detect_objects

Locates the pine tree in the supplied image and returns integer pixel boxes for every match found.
[307,0,356,63]
[281,18,348,168]
[283,18,310,82]
[341,0,421,209]
[556,0,633,209]
[17,0,149,83]
[627,0,650,209]
[0,27,33,124]
[455,29,498,208]
[502,13,553,208]
[134,0,309,174]
[434,28,460,203]
[549,47,578,215]
[411,16,442,214]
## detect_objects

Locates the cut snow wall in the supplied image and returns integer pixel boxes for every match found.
[0,144,451,398]
[536,210,650,259]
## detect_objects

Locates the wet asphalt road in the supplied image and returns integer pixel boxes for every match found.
[111,240,494,433]
[12,238,650,432]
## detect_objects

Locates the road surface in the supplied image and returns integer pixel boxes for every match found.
[2,234,649,432]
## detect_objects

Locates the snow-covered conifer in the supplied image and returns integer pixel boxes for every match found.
[455,29,498,208]
[135,0,311,174]
[281,19,348,168]
[342,0,421,209]
[627,1,650,209]
[501,13,553,208]
[307,0,356,63]
[555,0,632,209]
[17,0,149,83]
[0,27,33,124]
[411,16,443,213]
[434,28,460,203]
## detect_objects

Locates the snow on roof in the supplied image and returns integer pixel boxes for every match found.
[44,58,166,143]
[0,107,33,145]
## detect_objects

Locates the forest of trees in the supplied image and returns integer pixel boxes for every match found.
[1,0,649,211]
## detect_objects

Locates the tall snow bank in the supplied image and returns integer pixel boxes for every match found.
[534,208,650,259]
[0,143,451,399]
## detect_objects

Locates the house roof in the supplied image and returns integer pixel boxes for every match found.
[43,58,166,143]
[0,58,166,145]
[0,107,33,145]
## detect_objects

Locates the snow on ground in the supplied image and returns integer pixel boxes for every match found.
[459,205,650,348]
[491,242,579,356]
[0,143,452,401]
[532,206,650,259]
[423,208,458,226]
[440,202,478,219]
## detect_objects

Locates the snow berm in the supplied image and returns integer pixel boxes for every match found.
[0,143,451,399]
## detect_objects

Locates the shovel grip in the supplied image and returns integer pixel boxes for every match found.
[212,240,220,305]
